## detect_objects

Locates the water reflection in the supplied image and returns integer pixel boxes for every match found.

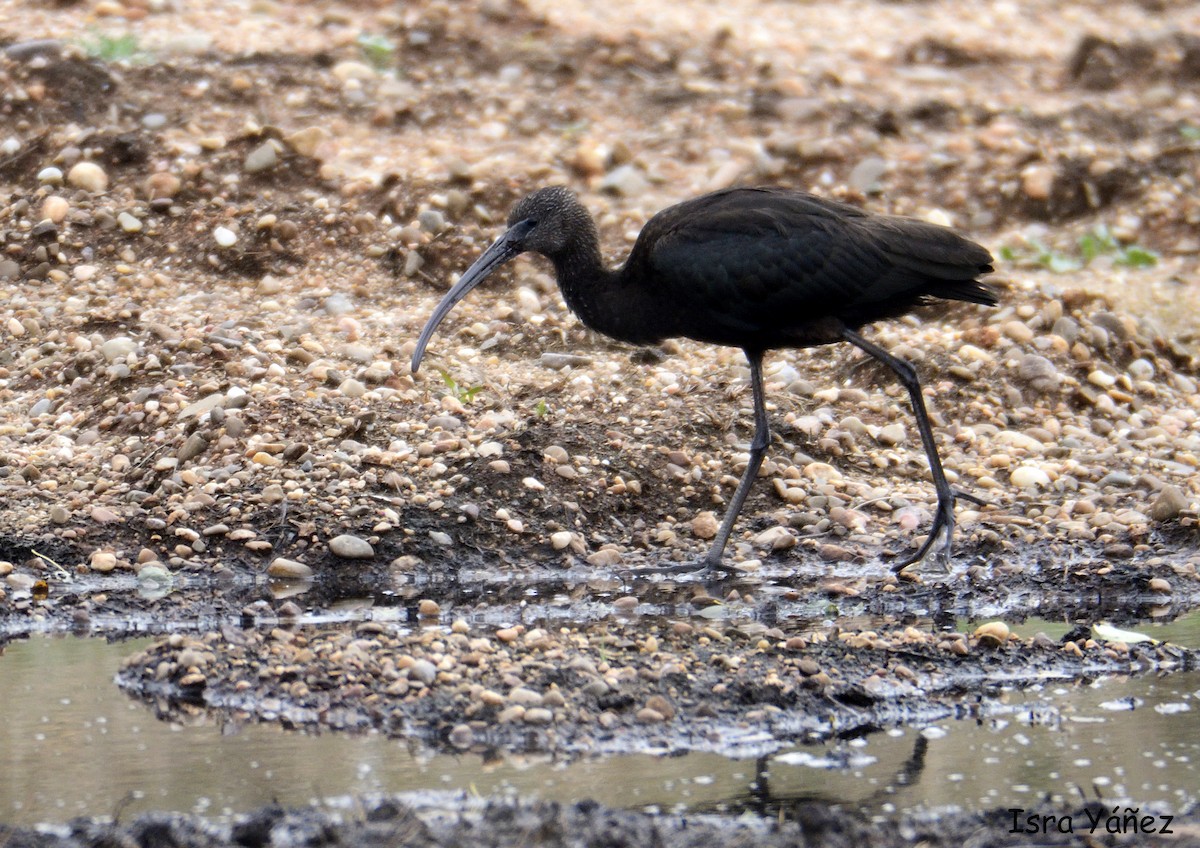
[1,633,1197,827]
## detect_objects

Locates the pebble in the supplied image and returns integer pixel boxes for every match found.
[339,378,367,398]
[1148,577,1172,595]
[91,506,121,524]
[213,226,238,248]
[876,423,906,446]
[754,526,796,550]
[599,164,648,196]
[144,172,181,200]
[37,166,64,184]
[329,534,374,559]
[973,621,1010,647]
[550,531,574,550]
[89,551,118,572]
[287,127,329,157]
[418,599,440,617]
[1021,163,1055,200]
[1016,354,1060,393]
[691,511,719,539]
[1010,465,1051,489]
[267,557,313,579]
[66,162,109,193]
[539,352,593,369]
[177,433,209,462]
[1148,485,1188,522]
[244,141,278,173]
[523,708,554,725]
[848,155,887,194]
[117,212,143,233]
[41,196,69,223]
[332,60,375,81]
[448,724,474,749]
[409,659,438,685]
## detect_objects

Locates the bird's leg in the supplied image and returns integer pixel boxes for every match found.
[629,352,768,577]
[700,350,770,571]
[841,328,962,572]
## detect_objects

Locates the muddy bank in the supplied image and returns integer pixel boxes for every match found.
[3,796,1198,848]
[114,602,1200,760]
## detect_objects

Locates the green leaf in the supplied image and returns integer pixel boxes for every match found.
[1116,246,1158,268]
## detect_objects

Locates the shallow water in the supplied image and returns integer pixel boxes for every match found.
[2,622,1198,827]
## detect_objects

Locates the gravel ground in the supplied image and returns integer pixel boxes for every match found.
[4,0,1200,843]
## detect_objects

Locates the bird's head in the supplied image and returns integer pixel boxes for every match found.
[410,186,584,374]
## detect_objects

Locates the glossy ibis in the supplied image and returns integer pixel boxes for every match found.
[412,186,996,574]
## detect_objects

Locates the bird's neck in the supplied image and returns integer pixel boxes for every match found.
[554,248,657,345]
[553,246,658,345]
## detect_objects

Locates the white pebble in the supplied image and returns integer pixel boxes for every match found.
[117,211,143,233]
[37,166,64,184]
[213,226,238,248]
[66,161,109,193]
[1011,465,1051,489]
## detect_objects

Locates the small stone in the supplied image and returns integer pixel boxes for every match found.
[244,141,278,173]
[66,162,108,193]
[332,60,376,81]
[1148,485,1188,522]
[90,506,121,524]
[508,687,544,706]
[1149,577,1172,595]
[329,534,374,559]
[1016,354,1060,393]
[550,531,574,550]
[418,599,440,617]
[644,694,675,720]
[100,337,136,362]
[286,127,329,157]
[877,423,906,446]
[89,551,118,572]
[635,707,665,724]
[523,707,554,725]
[339,378,367,398]
[448,724,474,749]
[973,621,1010,648]
[177,433,208,462]
[848,155,887,194]
[41,196,69,223]
[1010,465,1051,489]
[691,511,719,539]
[1021,163,1054,200]
[143,172,181,200]
[409,659,437,685]
[37,166,64,184]
[418,209,446,232]
[213,226,238,248]
[586,548,622,567]
[599,163,648,196]
[754,525,796,550]
[117,211,143,233]
[267,557,313,579]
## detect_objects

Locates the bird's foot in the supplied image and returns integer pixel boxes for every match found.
[892,491,967,574]
[628,557,746,579]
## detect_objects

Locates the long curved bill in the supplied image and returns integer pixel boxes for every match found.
[410,230,523,374]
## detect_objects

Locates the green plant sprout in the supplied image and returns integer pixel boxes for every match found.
[357,33,396,70]
[80,30,150,63]
[1000,223,1158,273]
[436,368,483,403]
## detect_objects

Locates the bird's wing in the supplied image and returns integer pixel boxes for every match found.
[638,191,993,342]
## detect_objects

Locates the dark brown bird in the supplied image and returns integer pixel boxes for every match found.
[412,186,995,575]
